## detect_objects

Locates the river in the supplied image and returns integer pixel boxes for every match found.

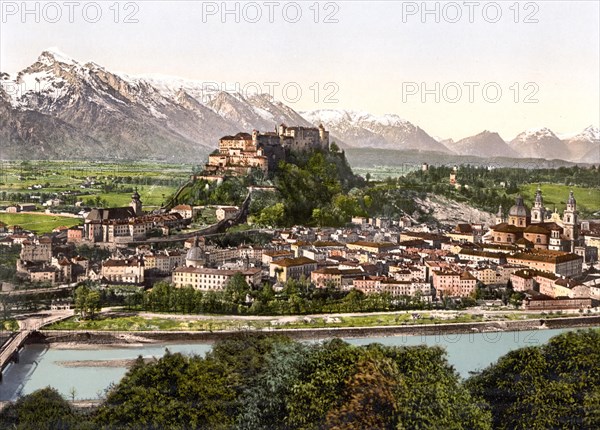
[0,327,588,401]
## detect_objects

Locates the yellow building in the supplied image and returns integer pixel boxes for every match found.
[172,267,261,291]
[269,257,317,282]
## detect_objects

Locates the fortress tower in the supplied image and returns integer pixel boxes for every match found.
[318,124,330,150]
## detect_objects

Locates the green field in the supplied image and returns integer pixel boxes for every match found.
[83,185,178,208]
[0,160,192,210]
[520,184,600,215]
[44,310,578,332]
[0,213,82,233]
[353,166,419,180]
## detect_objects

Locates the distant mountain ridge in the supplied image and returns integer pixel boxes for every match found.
[445,130,519,158]
[0,48,597,164]
[507,126,599,163]
[300,109,452,154]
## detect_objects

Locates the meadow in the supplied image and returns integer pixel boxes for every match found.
[0,160,192,210]
[0,213,82,233]
[44,310,574,332]
[520,184,600,216]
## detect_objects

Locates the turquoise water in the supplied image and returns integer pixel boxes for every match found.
[0,327,588,401]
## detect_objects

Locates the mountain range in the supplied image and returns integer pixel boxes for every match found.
[1,48,598,164]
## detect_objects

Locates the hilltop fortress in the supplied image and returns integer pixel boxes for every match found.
[202,124,330,177]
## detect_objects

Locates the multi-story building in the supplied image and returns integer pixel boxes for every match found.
[262,250,295,266]
[20,237,53,262]
[84,191,187,244]
[471,264,522,286]
[432,269,477,298]
[171,205,194,219]
[510,269,536,292]
[215,206,239,221]
[399,232,449,249]
[172,267,261,290]
[447,224,484,244]
[458,249,507,265]
[101,258,145,284]
[511,268,591,301]
[269,257,317,282]
[353,276,432,299]
[346,241,398,254]
[311,267,364,288]
[67,227,84,243]
[144,250,186,275]
[28,266,58,284]
[506,250,582,277]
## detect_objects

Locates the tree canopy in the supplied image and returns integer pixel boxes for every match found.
[2,329,597,429]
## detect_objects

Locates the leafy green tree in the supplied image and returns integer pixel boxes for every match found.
[466,329,600,430]
[95,351,236,430]
[0,387,80,430]
[325,352,401,430]
[236,341,309,429]
[224,273,250,305]
[256,202,285,227]
[382,344,491,430]
[74,285,101,320]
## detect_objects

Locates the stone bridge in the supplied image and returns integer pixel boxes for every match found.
[0,310,73,382]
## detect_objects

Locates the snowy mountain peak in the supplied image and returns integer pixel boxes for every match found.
[302,109,410,128]
[570,125,600,142]
[515,127,558,141]
[301,109,451,153]
[3,49,596,163]
[557,125,599,141]
[38,47,79,66]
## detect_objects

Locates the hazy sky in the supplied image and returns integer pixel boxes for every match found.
[1,0,598,140]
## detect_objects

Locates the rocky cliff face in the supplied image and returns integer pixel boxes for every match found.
[415,194,496,226]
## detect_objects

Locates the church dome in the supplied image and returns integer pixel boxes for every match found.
[185,236,205,267]
[509,195,529,217]
[186,246,203,262]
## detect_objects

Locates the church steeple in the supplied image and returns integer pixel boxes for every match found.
[495,205,504,225]
[566,190,577,212]
[563,190,578,241]
[130,188,143,217]
[531,186,546,223]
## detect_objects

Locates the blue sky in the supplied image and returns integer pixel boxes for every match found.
[1,0,598,140]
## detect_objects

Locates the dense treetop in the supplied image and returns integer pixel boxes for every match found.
[1,329,598,429]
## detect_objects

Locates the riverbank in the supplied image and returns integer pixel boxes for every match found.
[34,315,600,347]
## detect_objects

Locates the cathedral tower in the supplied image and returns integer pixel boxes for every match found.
[495,205,505,225]
[562,190,578,240]
[531,187,546,224]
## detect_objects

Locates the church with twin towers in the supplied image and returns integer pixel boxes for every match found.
[489,188,583,253]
